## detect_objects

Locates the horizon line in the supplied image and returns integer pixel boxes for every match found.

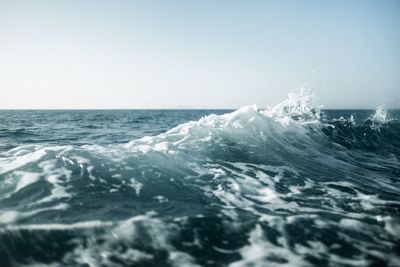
[0,107,398,111]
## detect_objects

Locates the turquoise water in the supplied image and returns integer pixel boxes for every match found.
[1,92,399,266]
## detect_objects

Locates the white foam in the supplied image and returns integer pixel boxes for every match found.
[339,218,363,229]
[60,214,199,266]
[0,148,46,174]
[0,203,69,224]
[14,171,41,192]
[2,219,113,231]
[127,177,143,195]
[36,159,72,203]
[154,195,169,203]
[230,223,306,267]
[0,210,19,224]
[169,251,201,267]
[377,216,400,237]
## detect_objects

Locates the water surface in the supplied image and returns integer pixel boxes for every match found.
[0,92,399,267]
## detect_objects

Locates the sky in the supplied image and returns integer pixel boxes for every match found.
[0,0,399,109]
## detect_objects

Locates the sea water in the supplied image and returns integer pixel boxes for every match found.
[0,90,399,266]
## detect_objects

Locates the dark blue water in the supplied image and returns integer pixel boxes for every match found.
[0,96,399,266]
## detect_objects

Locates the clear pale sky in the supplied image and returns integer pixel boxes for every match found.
[0,0,399,109]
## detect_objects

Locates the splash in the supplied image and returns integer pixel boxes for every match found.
[263,88,322,122]
[371,106,388,123]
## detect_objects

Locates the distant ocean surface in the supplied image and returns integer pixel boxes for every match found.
[1,91,399,267]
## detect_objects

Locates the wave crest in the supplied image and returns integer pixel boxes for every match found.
[263,88,321,121]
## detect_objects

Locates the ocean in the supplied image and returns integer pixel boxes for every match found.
[0,91,399,267]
